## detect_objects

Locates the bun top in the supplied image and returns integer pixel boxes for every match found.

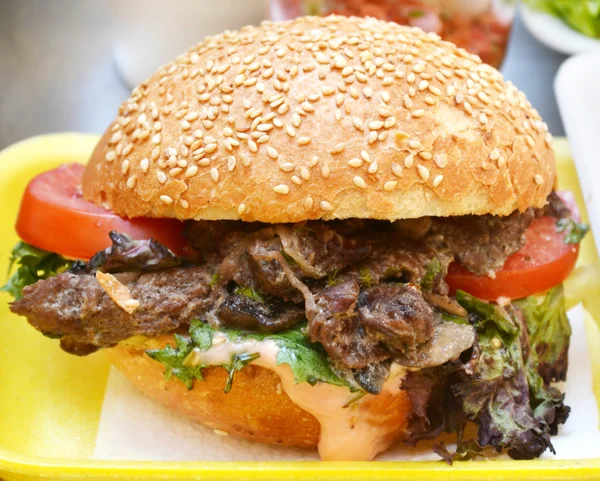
[83,15,555,223]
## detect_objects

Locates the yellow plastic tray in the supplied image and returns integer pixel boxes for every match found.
[0,133,599,481]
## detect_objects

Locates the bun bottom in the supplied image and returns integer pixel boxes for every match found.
[106,335,412,452]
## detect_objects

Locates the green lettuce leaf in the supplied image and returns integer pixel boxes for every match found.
[514,286,571,382]
[1,242,73,300]
[526,0,600,38]
[454,290,569,460]
[146,320,352,391]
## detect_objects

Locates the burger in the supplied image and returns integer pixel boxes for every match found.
[3,15,589,462]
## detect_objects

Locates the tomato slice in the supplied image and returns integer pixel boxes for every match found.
[446,216,580,300]
[15,164,187,259]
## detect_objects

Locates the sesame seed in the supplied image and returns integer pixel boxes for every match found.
[392,163,403,177]
[156,171,167,184]
[248,140,258,153]
[257,123,273,132]
[185,165,199,178]
[417,164,430,181]
[297,136,311,146]
[526,135,535,148]
[301,101,315,112]
[498,156,506,167]
[412,109,425,118]
[292,114,301,127]
[273,184,289,195]
[369,120,384,130]
[489,148,500,160]
[105,151,116,162]
[304,197,314,210]
[279,162,295,172]
[227,156,237,172]
[432,174,444,187]
[534,174,544,185]
[479,113,488,124]
[418,80,429,91]
[309,155,319,167]
[285,124,296,137]
[321,163,331,178]
[121,159,130,175]
[180,199,189,209]
[237,203,246,216]
[320,201,334,212]
[169,167,183,177]
[367,131,378,144]
[403,94,413,109]
[331,143,345,154]
[384,116,396,128]
[353,176,367,189]
[210,167,219,183]
[353,117,364,131]
[409,140,422,150]
[404,154,415,168]
[333,55,347,69]
[160,195,173,205]
[126,175,136,189]
[348,158,363,168]
[363,87,373,98]
[368,161,378,174]
[428,85,442,96]
[384,180,398,191]
[434,154,448,168]
[477,91,490,104]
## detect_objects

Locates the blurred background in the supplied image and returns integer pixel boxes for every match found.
[0,0,575,150]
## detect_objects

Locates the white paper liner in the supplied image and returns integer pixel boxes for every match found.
[93,305,600,462]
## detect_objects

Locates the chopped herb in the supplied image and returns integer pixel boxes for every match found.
[233,285,265,303]
[1,242,73,300]
[556,218,589,244]
[421,257,442,291]
[146,320,352,391]
[209,273,220,287]
[358,267,373,288]
[224,352,261,393]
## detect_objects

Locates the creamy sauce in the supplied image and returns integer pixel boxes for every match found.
[192,337,407,461]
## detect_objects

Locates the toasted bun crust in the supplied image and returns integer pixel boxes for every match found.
[106,336,411,449]
[83,15,555,223]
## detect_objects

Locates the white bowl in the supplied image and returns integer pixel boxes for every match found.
[521,4,600,55]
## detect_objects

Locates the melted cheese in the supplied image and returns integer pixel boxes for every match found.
[191,338,407,461]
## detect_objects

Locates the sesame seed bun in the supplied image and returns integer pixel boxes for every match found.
[82,15,555,222]
[106,335,411,450]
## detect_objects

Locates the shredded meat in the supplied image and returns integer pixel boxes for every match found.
[308,280,389,368]
[11,267,212,354]
[428,209,535,275]
[11,193,567,368]
[358,284,434,351]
